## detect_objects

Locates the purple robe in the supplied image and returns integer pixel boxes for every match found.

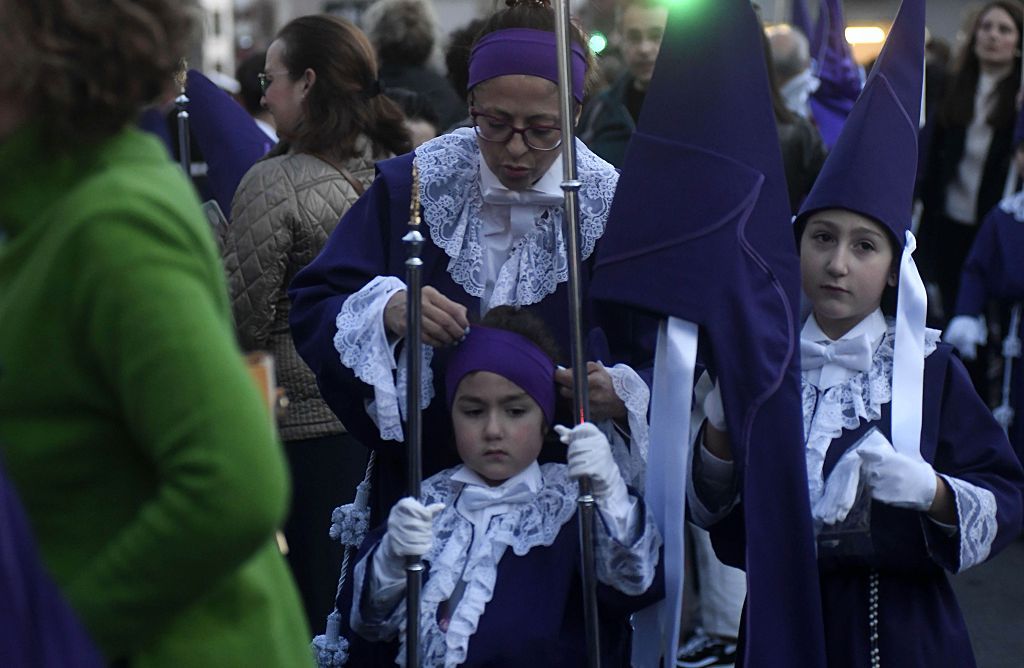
[0,460,103,667]
[350,506,664,667]
[710,344,1024,667]
[955,201,1024,461]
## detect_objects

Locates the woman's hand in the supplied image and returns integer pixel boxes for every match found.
[383,286,470,347]
[555,362,627,422]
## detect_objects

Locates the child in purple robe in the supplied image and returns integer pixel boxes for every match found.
[689,1,1024,666]
[945,106,1024,464]
[349,307,663,667]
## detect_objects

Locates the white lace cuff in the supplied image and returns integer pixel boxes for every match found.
[942,473,998,572]
[594,496,662,596]
[351,543,406,641]
[334,276,435,442]
[604,362,651,491]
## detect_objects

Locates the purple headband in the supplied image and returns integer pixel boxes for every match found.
[468,28,587,103]
[445,325,557,424]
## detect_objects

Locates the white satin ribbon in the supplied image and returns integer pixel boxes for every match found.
[890,230,927,460]
[631,316,698,666]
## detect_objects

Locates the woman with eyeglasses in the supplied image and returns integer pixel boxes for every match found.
[223,14,411,631]
[0,0,311,665]
[290,0,652,522]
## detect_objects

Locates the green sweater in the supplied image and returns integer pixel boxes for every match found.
[0,127,312,667]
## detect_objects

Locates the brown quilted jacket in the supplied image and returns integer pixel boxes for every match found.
[225,144,378,441]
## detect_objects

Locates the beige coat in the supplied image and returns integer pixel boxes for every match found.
[225,144,378,441]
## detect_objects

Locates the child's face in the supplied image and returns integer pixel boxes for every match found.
[800,209,897,340]
[452,371,547,487]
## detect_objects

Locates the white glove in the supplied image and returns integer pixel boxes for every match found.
[858,435,937,511]
[703,381,727,432]
[555,422,629,506]
[380,497,445,562]
[812,446,864,525]
[944,315,986,361]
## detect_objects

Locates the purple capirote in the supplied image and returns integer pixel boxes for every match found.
[468,28,587,103]
[444,325,557,424]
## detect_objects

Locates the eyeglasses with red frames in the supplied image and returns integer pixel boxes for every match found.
[470,109,563,151]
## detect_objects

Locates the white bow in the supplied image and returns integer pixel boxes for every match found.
[800,335,873,373]
[480,185,564,207]
[458,479,536,512]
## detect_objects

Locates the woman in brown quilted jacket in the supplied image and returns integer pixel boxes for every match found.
[223,13,411,630]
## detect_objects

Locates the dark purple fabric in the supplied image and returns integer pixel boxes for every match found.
[956,203,1024,459]
[350,494,664,667]
[136,107,174,157]
[809,0,863,148]
[468,29,587,103]
[590,2,827,666]
[799,0,924,242]
[721,344,1024,667]
[0,459,104,667]
[445,325,557,424]
[790,0,814,43]
[185,69,274,218]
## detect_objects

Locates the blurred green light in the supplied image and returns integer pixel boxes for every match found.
[589,31,608,55]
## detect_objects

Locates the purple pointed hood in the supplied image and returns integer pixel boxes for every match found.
[185,70,275,217]
[798,0,924,241]
[591,1,827,666]
[809,0,863,147]
[791,0,815,45]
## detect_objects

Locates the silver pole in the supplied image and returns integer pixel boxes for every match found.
[403,165,425,667]
[552,1,601,666]
[175,91,191,177]
[993,304,1021,434]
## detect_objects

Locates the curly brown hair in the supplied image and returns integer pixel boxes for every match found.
[270,14,411,162]
[0,0,200,149]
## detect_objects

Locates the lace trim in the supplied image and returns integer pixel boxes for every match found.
[942,474,998,572]
[997,190,1024,223]
[334,275,434,442]
[394,464,577,667]
[803,320,941,502]
[604,363,650,491]
[593,501,662,596]
[412,128,618,308]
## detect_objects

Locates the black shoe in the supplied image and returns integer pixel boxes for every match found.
[676,633,738,668]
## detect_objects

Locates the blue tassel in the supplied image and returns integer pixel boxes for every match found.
[311,612,349,667]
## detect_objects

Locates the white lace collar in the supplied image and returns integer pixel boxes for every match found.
[394,463,577,668]
[802,318,942,502]
[998,190,1024,223]
[412,128,618,308]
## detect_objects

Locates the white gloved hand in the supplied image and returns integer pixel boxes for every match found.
[812,445,864,525]
[555,422,629,507]
[944,315,986,361]
[381,497,445,561]
[858,435,937,511]
[703,381,727,432]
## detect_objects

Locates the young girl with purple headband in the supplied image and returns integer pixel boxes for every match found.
[289,0,652,521]
[349,308,663,667]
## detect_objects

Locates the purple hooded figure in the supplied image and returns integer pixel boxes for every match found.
[809,0,863,148]
[590,0,827,665]
[185,69,275,218]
